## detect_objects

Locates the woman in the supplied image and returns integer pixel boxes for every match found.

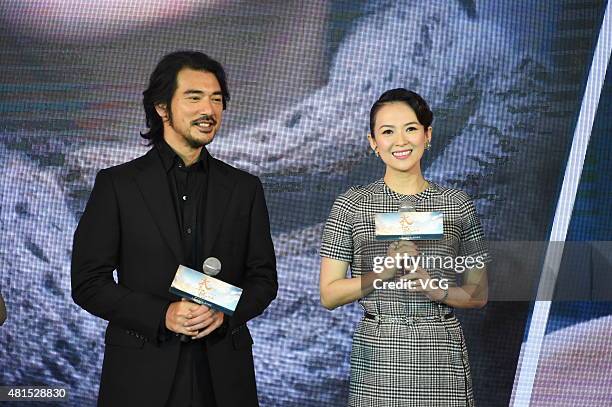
[320,88,489,406]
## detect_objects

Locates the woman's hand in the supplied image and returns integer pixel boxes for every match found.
[399,266,431,288]
[379,240,420,280]
[398,266,446,299]
[386,242,446,301]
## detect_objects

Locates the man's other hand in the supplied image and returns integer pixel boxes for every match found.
[165,299,224,338]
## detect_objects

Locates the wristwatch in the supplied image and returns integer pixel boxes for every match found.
[436,287,449,303]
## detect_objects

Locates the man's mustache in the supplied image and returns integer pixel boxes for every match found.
[192,115,216,125]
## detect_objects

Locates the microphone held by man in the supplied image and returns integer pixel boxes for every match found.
[168,257,243,341]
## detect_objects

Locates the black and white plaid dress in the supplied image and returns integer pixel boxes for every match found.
[320,179,490,407]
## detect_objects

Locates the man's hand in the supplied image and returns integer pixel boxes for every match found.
[192,311,224,340]
[165,299,224,339]
[165,299,211,337]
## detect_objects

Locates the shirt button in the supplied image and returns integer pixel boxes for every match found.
[182,195,188,201]
[186,228,192,234]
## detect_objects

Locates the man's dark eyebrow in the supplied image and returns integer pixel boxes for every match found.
[183,89,223,96]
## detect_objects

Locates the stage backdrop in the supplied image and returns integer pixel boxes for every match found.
[1,1,610,406]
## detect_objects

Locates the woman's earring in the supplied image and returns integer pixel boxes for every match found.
[425,141,431,150]
[373,148,379,158]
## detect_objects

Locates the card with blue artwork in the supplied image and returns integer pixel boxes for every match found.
[375,211,443,240]
[170,265,243,316]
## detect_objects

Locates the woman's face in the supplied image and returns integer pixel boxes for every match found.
[369,102,431,175]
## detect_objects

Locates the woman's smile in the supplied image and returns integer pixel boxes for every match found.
[391,149,413,159]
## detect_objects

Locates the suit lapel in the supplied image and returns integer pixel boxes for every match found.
[134,149,184,264]
[203,157,234,258]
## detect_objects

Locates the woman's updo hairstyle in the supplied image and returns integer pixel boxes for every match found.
[369,88,433,136]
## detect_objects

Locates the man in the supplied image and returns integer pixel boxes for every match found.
[71,51,277,407]
[0,292,6,325]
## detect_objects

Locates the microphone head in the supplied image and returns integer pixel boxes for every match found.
[202,257,221,276]
[399,201,416,212]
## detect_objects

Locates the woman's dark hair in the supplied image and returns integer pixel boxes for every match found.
[369,88,433,136]
[141,51,230,145]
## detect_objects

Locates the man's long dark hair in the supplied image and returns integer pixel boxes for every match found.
[141,51,230,145]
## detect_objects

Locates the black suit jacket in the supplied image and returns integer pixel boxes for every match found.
[71,147,277,407]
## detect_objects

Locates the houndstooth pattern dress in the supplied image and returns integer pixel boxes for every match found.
[320,179,490,407]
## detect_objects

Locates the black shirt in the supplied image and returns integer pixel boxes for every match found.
[156,141,217,405]
[156,139,209,270]
[155,140,210,341]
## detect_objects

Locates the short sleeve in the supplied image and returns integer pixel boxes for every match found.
[458,198,492,265]
[320,192,354,263]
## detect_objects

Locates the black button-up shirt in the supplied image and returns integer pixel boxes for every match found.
[155,142,218,404]
[156,139,209,271]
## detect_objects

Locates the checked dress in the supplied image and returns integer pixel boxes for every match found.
[320,179,490,407]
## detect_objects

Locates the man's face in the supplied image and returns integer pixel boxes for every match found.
[157,68,224,149]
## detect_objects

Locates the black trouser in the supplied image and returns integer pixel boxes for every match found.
[165,339,217,407]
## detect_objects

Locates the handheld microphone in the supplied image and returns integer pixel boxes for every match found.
[202,257,221,276]
[179,257,222,343]
[399,201,416,212]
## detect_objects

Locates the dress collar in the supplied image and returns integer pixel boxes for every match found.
[376,178,440,201]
